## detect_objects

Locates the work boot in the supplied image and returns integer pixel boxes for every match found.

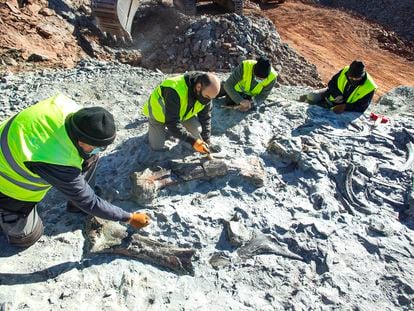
[7,218,44,248]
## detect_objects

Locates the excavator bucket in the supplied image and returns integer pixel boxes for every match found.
[91,0,140,42]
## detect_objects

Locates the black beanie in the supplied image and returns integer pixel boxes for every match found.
[348,60,365,78]
[253,57,271,78]
[70,107,116,147]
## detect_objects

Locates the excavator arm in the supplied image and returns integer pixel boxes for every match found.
[91,0,140,42]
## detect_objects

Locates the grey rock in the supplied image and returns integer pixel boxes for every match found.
[28,53,49,62]
[268,135,302,164]
[209,252,232,269]
[224,219,251,246]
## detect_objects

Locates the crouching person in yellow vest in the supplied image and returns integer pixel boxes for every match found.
[0,94,150,248]
[219,57,278,112]
[303,60,377,114]
[143,72,221,153]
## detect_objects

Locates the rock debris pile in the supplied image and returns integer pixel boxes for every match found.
[140,11,323,87]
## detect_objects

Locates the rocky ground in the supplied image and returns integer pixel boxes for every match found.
[0,60,413,310]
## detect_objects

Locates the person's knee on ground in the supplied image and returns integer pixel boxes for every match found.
[183,118,202,139]
[0,206,44,247]
[147,119,167,151]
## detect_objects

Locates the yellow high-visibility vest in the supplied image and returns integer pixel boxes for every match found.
[234,60,277,96]
[329,66,377,104]
[0,94,83,202]
[143,75,205,123]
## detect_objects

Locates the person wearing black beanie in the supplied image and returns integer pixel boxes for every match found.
[0,94,150,248]
[70,107,116,148]
[300,60,377,114]
[218,56,278,112]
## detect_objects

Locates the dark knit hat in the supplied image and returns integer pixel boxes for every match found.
[348,60,365,78]
[70,107,116,147]
[253,56,271,78]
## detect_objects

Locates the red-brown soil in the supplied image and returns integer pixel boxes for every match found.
[0,0,85,72]
[262,0,414,97]
[1,0,413,100]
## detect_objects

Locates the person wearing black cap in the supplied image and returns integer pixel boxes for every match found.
[220,56,278,112]
[302,60,377,113]
[0,94,150,248]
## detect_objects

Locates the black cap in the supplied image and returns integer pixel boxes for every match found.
[348,60,365,78]
[70,107,116,147]
[253,56,271,78]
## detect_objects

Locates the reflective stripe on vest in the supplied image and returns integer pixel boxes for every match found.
[234,60,277,96]
[143,75,205,123]
[0,115,50,191]
[329,66,377,104]
[0,94,83,202]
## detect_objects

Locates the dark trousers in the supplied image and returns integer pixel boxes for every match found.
[0,155,98,244]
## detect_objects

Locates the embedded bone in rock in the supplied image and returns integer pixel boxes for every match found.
[85,217,196,275]
[334,162,373,215]
[169,160,207,181]
[130,167,175,206]
[400,142,414,171]
[267,135,302,164]
[201,159,228,178]
[224,219,251,247]
[403,176,414,217]
[209,252,232,270]
[237,232,304,261]
[130,157,265,205]
[228,156,266,187]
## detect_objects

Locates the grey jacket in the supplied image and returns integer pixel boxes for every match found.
[224,62,277,105]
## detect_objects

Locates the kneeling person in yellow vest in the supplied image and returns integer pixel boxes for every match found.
[303,60,377,114]
[143,72,221,153]
[221,57,278,112]
[0,94,150,248]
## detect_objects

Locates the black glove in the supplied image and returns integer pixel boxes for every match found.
[205,140,221,153]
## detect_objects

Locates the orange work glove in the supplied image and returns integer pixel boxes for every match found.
[128,212,150,229]
[192,139,210,154]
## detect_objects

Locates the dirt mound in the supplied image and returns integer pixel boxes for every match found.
[263,0,414,97]
[1,0,413,96]
[133,6,323,87]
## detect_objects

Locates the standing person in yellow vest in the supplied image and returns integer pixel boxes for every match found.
[143,72,221,153]
[220,56,278,112]
[302,60,377,114]
[0,94,150,248]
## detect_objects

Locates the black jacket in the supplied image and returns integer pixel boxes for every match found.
[162,72,212,145]
[0,115,130,222]
[327,69,375,113]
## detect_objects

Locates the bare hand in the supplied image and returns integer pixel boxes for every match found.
[239,100,252,112]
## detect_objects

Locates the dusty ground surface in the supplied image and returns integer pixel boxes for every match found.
[0,61,414,310]
[263,0,414,97]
